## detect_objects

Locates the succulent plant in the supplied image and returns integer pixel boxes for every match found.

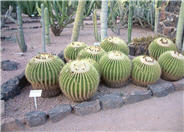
[148,37,177,59]
[64,42,87,62]
[100,36,129,55]
[25,53,65,97]
[131,55,161,87]
[99,51,131,88]
[59,60,100,102]
[82,59,101,75]
[77,46,106,63]
[158,51,184,81]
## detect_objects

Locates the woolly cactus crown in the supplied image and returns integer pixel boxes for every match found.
[148,37,177,59]
[158,51,184,81]
[100,36,129,55]
[99,50,131,88]
[64,41,87,62]
[77,45,106,62]
[59,60,100,102]
[25,53,65,97]
[131,55,161,87]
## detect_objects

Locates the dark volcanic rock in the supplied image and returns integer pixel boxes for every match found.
[1,60,20,71]
[57,51,67,63]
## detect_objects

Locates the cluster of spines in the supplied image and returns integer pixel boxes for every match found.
[131,55,161,86]
[100,36,129,55]
[25,53,65,97]
[59,60,100,102]
[64,42,87,62]
[82,59,101,75]
[99,51,131,88]
[158,51,184,81]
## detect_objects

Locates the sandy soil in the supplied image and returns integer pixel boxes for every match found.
[5,91,184,132]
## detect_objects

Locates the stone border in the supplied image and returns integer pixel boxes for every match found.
[1,78,183,131]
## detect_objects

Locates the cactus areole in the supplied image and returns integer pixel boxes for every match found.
[25,53,65,97]
[99,51,131,88]
[158,51,184,81]
[77,46,106,62]
[148,37,177,59]
[131,55,161,87]
[64,41,87,62]
[59,60,100,102]
[100,36,129,55]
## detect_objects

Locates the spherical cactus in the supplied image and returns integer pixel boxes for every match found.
[25,53,65,97]
[100,36,129,55]
[99,51,131,88]
[148,37,177,59]
[64,41,87,62]
[158,51,184,81]
[77,46,106,63]
[59,60,100,102]
[82,59,101,75]
[131,55,161,87]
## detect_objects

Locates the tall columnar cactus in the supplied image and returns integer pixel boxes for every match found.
[131,55,161,86]
[154,0,159,34]
[100,0,108,41]
[44,7,50,45]
[64,42,87,62]
[176,0,184,51]
[25,53,65,97]
[99,51,131,88]
[71,0,86,42]
[77,46,106,63]
[128,0,133,43]
[93,9,100,42]
[148,37,177,59]
[41,4,46,52]
[158,51,184,81]
[100,36,129,55]
[59,60,100,102]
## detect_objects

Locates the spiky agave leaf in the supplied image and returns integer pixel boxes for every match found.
[77,45,106,63]
[158,51,184,81]
[25,53,65,97]
[100,36,129,55]
[131,55,161,87]
[59,60,100,102]
[99,50,131,88]
[148,37,177,60]
[64,41,87,62]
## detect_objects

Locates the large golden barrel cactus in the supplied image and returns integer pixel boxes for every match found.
[64,41,87,62]
[25,53,65,97]
[99,51,131,88]
[158,51,184,81]
[100,36,129,55]
[131,55,161,87]
[77,46,106,63]
[148,37,177,59]
[59,60,100,102]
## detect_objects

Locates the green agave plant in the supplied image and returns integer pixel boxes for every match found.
[158,51,184,81]
[100,36,129,55]
[59,60,100,102]
[131,55,161,87]
[99,50,131,88]
[77,46,106,63]
[25,53,65,97]
[148,37,177,60]
[64,41,87,62]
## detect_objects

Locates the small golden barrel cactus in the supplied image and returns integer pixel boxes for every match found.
[99,51,131,88]
[64,41,87,62]
[82,59,101,75]
[59,60,100,102]
[158,51,184,81]
[148,37,177,59]
[25,53,65,97]
[100,36,129,55]
[77,46,106,63]
[132,55,161,87]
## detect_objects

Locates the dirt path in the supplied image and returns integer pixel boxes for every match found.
[7,91,183,132]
